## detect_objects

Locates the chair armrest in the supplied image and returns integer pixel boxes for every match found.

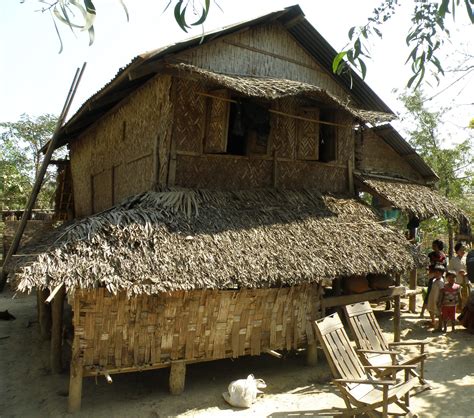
[333,378,396,386]
[364,365,417,370]
[388,340,428,347]
[357,349,400,355]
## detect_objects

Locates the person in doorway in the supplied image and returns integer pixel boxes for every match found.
[437,270,461,332]
[426,263,445,329]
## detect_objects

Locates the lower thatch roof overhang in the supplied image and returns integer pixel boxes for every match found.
[356,174,469,224]
[13,189,423,296]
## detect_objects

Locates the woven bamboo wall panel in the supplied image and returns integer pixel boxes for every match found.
[73,284,321,369]
[175,155,273,189]
[335,111,354,164]
[92,169,113,213]
[278,161,347,192]
[271,99,296,159]
[204,89,230,153]
[113,154,153,204]
[176,23,348,100]
[173,79,206,154]
[297,109,319,160]
[70,76,172,217]
[359,130,424,182]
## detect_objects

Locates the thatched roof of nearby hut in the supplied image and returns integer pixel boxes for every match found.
[357,175,469,224]
[13,189,423,296]
[167,64,394,125]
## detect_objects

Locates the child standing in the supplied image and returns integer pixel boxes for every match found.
[426,264,445,329]
[438,270,461,332]
[421,240,447,319]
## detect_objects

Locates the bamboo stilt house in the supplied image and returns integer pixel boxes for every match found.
[7,5,452,412]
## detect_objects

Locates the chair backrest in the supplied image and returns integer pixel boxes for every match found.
[343,301,389,352]
[313,313,366,382]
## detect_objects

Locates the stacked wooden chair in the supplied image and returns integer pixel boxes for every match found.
[343,301,430,392]
[314,313,419,417]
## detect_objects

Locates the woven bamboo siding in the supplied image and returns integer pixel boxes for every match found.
[271,99,296,159]
[297,108,319,160]
[335,111,354,163]
[70,138,92,217]
[175,155,274,189]
[72,284,321,370]
[173,79,206,154]
[176,23,348,101]
[92,169,113,213]
[113,154,153,204]
[70,76,173,217]
[357,130,424,182]
[278,161,347,191]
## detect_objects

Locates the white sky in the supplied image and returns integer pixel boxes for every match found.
[1,0,473,148]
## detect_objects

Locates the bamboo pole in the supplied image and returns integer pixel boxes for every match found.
[38,289,52,340]
[0,63,86,292]
[408,269,417,313]
[51,285,65,373]
[68,335,83,413]
[393,274,401,342]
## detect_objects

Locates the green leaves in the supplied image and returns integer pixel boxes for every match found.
[332,51,347,74]
[172,0,212,32]
[0,114,60,210]
[333,0,473,89]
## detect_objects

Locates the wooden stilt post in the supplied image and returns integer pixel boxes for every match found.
[169,361,186,395]
[51,286,65,373]
[306,343,318,366]
[393,274,401,342]
[68,335,83,413]
[408,269,417,313]
[38,288,52,340]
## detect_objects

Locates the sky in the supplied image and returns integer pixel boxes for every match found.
[1,0,473,149]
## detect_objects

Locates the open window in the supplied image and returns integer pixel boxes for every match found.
[318,110,337,162]
[204,91,270,156]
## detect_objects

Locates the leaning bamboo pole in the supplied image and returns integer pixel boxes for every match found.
[0,63,86,292]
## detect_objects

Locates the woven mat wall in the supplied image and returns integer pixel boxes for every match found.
[72,284,321,369]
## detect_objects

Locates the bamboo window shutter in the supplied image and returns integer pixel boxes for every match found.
[204,89,230,153]
[297,108,320,160]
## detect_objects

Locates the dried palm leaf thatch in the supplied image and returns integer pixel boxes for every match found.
[169,64,394,125]
[359,177,469,224]
[14,189,422,296]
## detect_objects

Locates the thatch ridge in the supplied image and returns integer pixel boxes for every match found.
[14,189,422,296]
[358,176,469,224]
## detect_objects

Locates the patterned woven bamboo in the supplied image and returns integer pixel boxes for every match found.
[72,284,321,371]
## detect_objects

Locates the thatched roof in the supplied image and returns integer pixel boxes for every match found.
[51,5,395,149]
[168,64,394,125]
[13,189,422,296]
[357,175,469,224]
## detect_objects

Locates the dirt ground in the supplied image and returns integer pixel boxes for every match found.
[1,288,473,418]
